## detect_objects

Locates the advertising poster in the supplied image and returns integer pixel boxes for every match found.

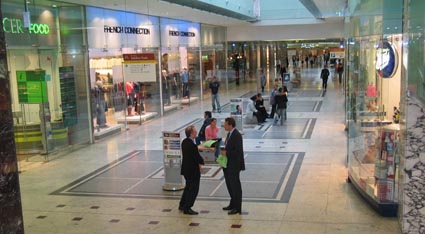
[123,53,157,82]
[162,131,184,191]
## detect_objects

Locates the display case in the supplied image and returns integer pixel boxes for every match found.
[346,33,402,217]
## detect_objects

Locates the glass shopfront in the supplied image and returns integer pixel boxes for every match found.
[200,24,227,100]
[160,18,201,111]
[3,2,226,162]
[3,1,90,162]
[86,7,161,135]
[345,0,403,217]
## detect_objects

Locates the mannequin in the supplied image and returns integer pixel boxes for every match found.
[95,79,107,128]
[162,70,170,105]
[181,67,189,98]
[125,81,134,116]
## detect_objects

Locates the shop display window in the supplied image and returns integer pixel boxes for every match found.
[347,34,402,216]
[89,48,161,135]
[160,46,200,111]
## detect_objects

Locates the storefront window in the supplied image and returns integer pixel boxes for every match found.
[201,25,226,100]
[346,1,403,216]
[160,18,201,112]
[3,1,90,162]
[86,7,161,133]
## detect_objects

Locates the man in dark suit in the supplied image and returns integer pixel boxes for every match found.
[221,117,245,215]
[179,125,205,215]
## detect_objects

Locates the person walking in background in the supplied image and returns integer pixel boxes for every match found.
[221,117,245,215]
[274,87,288,125]
[209,76,221,113]
[181,67,189,98]
[337,60,344,84]
[260,68,266,93]
[280,65,287,80]
[320,64,330,91]
[179,125,205,215]
[269,84,278,119]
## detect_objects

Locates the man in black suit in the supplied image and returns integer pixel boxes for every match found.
[179,125,205,215]
[221,117,245,215]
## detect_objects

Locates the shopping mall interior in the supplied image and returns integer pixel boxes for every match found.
[0,0,424,234]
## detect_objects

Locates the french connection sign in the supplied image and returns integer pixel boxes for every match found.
[3,17,50,35]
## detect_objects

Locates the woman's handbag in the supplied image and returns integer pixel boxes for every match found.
[216,154,227,168]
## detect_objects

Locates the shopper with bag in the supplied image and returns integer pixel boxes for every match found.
[221,117,245,215]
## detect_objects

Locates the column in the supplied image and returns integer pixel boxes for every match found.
[0,8,25,234]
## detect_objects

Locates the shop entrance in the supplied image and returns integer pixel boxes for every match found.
[8,48,68,161]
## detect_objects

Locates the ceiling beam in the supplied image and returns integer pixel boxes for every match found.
[298,0,323,19]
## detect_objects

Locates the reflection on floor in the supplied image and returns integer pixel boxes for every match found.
[93,124,124,140]
[116,112,159,125]
[171,96,199,105]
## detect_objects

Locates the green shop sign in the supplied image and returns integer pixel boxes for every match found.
[17,70,48,103]
[3,17,50,35]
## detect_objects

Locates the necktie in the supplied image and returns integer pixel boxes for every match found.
[225,131,230,144]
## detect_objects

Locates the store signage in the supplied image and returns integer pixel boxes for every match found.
[2,17,50,35]
[376,41,398,78]
[169,30,195,37]
[104,25,150,35]
[123,53,155,61]
[16,70,48,103]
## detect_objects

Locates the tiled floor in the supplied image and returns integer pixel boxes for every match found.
[18,66,401,234]
[52,150,303,203]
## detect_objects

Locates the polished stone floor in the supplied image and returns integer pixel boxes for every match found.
[18,66,400,234]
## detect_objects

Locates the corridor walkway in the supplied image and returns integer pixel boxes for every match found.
[19,66,400,234]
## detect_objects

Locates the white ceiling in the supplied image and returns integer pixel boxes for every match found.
[46,0,346,27]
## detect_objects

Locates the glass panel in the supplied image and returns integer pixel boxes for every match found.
[89,47,161,129]
[346,27,402,205]
[161,46,201,113]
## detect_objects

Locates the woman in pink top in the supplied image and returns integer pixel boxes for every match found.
[205,118,219,140]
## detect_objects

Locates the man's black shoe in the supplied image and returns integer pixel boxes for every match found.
[183,208,199,215]
[228,209,241,215]
[222,206,233,211]
[178,206,184,211]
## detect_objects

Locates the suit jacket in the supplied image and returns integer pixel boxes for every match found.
[181,138,204,179]
[225,128,245,171]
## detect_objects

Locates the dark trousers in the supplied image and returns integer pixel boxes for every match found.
[254,112,266,123]
[270,104,276,118]
[223,169,242,211]
[179,175,200,210]
[322,77,328,90]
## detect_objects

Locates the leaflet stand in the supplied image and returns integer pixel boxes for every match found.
[162,131,184,191]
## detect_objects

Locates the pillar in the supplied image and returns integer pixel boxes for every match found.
[0,5,25,234]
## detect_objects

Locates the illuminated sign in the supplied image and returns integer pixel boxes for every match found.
[169,30,195,37]
[2,17,50,35]
[104,25,150,35]
[376,41,398,78]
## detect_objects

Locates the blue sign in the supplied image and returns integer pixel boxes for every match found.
[376,41,398,78]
